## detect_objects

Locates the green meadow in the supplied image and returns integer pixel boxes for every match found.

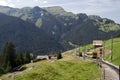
[13,51,101,80]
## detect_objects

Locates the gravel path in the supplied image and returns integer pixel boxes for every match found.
[101,63,119,80]
[81,56,119,80]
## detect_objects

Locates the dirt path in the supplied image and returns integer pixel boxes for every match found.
[81,45,119,80]
[81,55,119,80]
[101,63,119,80]
[0,66,34,80]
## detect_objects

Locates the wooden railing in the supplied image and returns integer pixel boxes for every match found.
[102,60,119,75]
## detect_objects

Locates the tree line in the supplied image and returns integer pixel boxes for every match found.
[0,42,34,75]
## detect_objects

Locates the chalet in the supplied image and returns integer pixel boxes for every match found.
[36,55,49,60]
[31,55,49,63]
[93,40,103,48]
[48,54,56,59]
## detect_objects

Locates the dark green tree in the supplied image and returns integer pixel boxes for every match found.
[57,51,62,60]
[20,53,24,65]
[30,53,34,60]
[1,42,16,72]
[25,53,31,63]
[16,53,24,66]
[4,61,12,73]
[23,52,31,64]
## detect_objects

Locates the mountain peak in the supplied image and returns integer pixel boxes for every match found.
[45,6,64,11]
[88,15,101,20]
[32,6,42,11]
[44,6,66,15]
[0,5,11,8]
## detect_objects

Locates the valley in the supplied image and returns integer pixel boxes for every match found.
[0,4,120,80]
[0,50,101,80]
[0,6,120,53]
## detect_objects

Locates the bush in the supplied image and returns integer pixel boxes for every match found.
[57,51,62,60]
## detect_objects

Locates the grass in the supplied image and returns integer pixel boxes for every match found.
[12,37,119,80]
[78,37,120,66]
[104,37,120,65]
[12,50,101,80]
[1,38,119,80]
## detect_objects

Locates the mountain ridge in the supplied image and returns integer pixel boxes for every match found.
[0,13,60,54]
[0,5,120,52]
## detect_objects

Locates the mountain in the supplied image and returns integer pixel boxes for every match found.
[0,13,60,54]
[0,5,120,50]
[0,6,64,40]
[61,14,120,45]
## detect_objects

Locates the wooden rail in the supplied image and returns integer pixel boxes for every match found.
[102,60,119,74]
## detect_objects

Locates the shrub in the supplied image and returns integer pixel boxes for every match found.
[57,51,62,60]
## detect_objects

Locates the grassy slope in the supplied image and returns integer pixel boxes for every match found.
[78,37,120,66]
[104,37,120,65]
[12,50,100,80]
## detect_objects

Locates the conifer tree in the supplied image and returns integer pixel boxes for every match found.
[57,51,62,60]
[23,52,31,64]
[1,42,16,72]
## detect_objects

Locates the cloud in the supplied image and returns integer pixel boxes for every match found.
[0,0,15,7]
[34,0,39,2]
[0,0,7,6]
[43,1,48,4]
[7,0,12,2]
[52,0,120,15]
[17,0,20,2]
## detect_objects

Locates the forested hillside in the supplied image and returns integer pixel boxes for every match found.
[0,5,120,52]
[0,13,60,54]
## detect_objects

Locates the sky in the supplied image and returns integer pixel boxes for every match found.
[0,0,120,23]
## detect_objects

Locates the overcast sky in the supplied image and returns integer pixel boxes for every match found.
[0,0,120,23]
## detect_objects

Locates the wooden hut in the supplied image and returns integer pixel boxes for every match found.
[93,40,103,48]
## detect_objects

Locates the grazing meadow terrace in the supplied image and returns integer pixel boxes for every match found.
[12,50,101,80]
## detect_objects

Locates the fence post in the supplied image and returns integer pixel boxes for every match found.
[104,69,105,80]
[102,68,105,80]
[110,37,113,62]
[119,65,120,80]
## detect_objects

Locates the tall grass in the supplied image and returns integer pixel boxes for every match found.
[13,51,101,80]
[105,37,120,65]
[14,61,100,80]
